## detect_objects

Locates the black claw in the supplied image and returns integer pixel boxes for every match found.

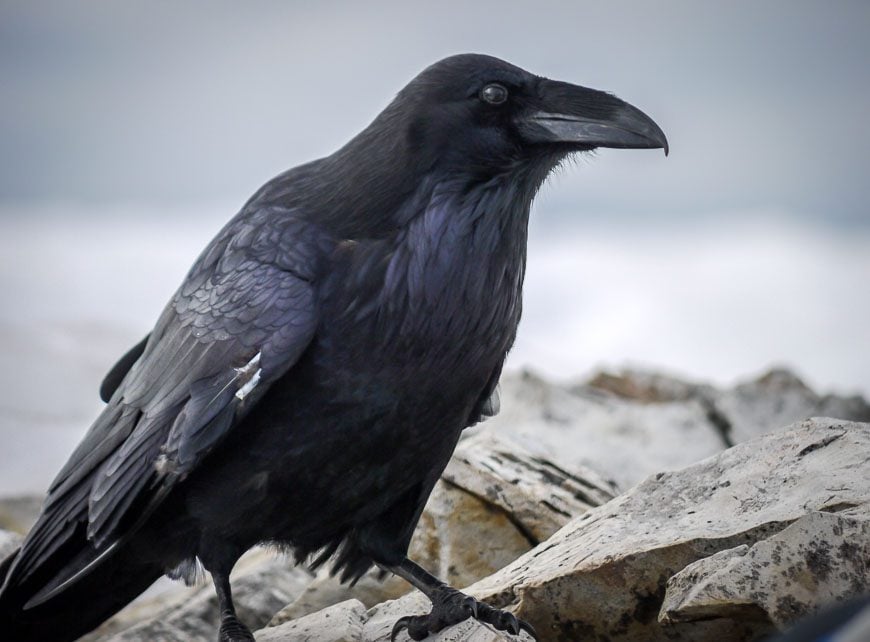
[391,585,536,641]
[465,595,479,619]
[391,616,410,642]
[519,618,539,640]
[505,613,520,635]
[391,615,431,641]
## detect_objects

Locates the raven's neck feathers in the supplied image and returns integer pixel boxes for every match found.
[363,168,543,369]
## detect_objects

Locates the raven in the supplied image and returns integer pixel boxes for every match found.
[0,54,667,641]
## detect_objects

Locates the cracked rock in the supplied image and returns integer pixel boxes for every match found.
[660,511,870,629]
[483,370,728,489]
[446,418,870,642]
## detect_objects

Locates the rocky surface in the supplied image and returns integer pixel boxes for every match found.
[257,599,368,642]
[585,367,870,448]
[660,511,870,628]
[2,367,869,642]
[488,367,870,489]
[445,418,870,642]
[252,417,870,642]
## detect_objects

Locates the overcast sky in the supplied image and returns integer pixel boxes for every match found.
[1,1,869,227]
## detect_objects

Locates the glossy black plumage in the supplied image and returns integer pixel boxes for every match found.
[0,54,667,641]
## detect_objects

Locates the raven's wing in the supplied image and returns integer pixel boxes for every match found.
[99,334,149,403]
[5,207,327,602]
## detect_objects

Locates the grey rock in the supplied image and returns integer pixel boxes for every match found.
[584,366,870,450]
[484,370,727,489]
[257,599,367,642]
[582,368,715,404]
[441,432,617,543]
[450,418,870,642]
[258,594,535,642]
[363,593,535,642]
[709,368,870,443]
[660,511,870,629]
[11,368,868,641]
[490,366,870,490]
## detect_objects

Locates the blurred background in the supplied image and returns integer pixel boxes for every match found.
[1,1,868,494]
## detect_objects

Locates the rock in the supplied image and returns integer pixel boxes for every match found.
[12,367,869,641]
[257,599,367,642]
[708,368,870,443]
[584,369,713,404]
[484,370,728,489]
[660,511,870,628]
[488,367,870,490]
[267,568,412,629]
[268,433,612,626]
[585,367,870,448]
[362,593,535,642]
[441,432,617,544]
[436,418,870,642]
[259,594,536,642]
[95,548,314,641]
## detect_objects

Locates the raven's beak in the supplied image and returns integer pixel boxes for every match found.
[519,80,669,156]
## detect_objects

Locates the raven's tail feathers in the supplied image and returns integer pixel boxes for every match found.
[0,538,163,642]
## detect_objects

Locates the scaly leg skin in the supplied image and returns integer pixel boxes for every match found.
[385,558,537,641]
[213,571,255,642]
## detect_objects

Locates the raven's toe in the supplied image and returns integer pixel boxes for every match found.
[391,586,536,640]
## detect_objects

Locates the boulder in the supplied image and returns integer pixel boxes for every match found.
[361,593,535,641]
[660,511,870,627]
[262,592,536,642]
[486,368,870,490]
[257,599,367,642]
[485,370,727,489]
[706,369,870,443]
[353,418,870,642]
[585,367,870,448]
[9,367,867,641]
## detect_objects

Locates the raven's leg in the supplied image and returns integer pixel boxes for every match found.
[212,571,254,642]
[385,557,537,641]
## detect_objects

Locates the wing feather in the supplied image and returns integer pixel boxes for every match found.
[3,208,327,596]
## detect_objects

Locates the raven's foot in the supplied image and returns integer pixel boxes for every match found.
[390,586,537,641]
[218,613,255,642]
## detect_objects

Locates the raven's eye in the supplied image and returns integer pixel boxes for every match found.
[480,83,508,105]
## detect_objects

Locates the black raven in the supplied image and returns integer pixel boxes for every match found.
[0,54,667,641]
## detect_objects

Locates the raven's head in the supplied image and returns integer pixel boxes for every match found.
[308,54,667,236]
[389,53,667,177]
